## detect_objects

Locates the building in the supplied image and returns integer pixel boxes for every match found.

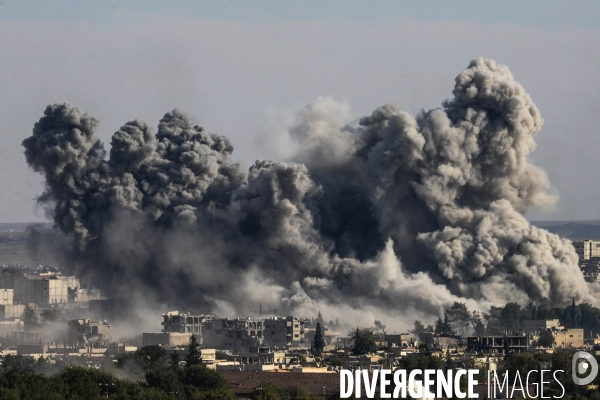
[11,275,103,305]
[0,289,14,305]
[522,319,562,332]
[68,319,111,343]
[263,317,307,348]
[17,344,48,357]
[467,335,531,353]
[202,316,308,351]
[0,319,24,337]
[0,288,25,320]
[553,329,584,348]
[12,331,45,344]
[0,304,25,319]
[385,333,415,348]
[161,311,216,338]
[573,239,600,261]
[304,328,341,350]
[167,348,217,367]
[142,332,192,347]
[580,259,600,282]
[239,347,285,366]
[203,318,264,351]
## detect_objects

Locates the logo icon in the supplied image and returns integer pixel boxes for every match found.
[572,351,598,385]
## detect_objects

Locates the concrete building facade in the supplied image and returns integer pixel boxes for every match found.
[12,276,102,305]
[553,329,584,348]
[522,319,562,332]
[203,318,264,351]
[263,317,307,348]
[0,304,25,319]
[238,347,285,366]
[0,289,14,305]
[142,332,192,347]
[68,319,111,343]
[466,335,531,353]
[385,333,415,348]
[573,240,600,260]
[202,316,308,351]
[161,311,216,336]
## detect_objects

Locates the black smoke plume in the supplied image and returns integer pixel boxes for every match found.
[22,59,591,327]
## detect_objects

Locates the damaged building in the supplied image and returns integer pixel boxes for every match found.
[161,311,216,336]
[202,316,308,351]
[68,319,111,343]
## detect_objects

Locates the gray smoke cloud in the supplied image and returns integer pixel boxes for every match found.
[22,59,592,329]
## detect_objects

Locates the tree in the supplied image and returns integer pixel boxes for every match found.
[570,298,582,328]
[186,334,202,367]
[447,302,470,337]
[349,328,377,355]
[499,303,522,331]
[483,307,502,334]
[538,330,555,348]
[410,320,426,337]
[317,311,325,328]
[470,311,486,336]
[312,322,325,356]
[143,369,182,396]
[22,306,39,330]
[435,312,453,336]
[445,351,453,371]
[180,364,230,392]
[252,381,286,400]
[116,345,169,379]
[169,352,181,371]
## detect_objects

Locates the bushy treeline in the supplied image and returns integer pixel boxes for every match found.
[0,343,235,399]
[0,363,170,400]
[412,300,600,337]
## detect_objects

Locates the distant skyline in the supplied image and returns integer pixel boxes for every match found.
[1,0,600,222]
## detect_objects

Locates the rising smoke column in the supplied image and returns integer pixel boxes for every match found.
[23,59,589,326]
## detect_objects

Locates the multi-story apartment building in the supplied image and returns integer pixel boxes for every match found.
[573,239,600,261]
[0,289,14,305]
[202,318,264,351]
[1,275,103,306]
[263,317,306,348]
[202,316,307,351]
[161,311,216,336]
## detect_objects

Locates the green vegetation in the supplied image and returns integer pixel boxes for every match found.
[349,327,377,355]
[312,322,325,356]
[0,343,235,399]
[186,334,202,367]
[497,350,600,400]
[430,300,600,337]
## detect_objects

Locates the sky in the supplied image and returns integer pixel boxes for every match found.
[1,1,599,222]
